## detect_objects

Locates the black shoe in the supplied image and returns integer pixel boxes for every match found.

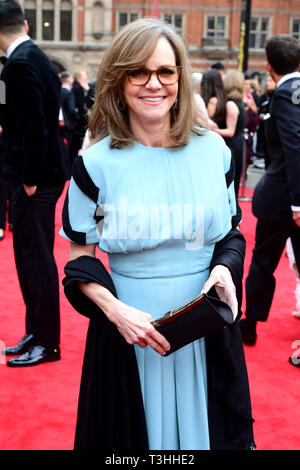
[1,334,35,356]
[239,318,257,346]
[6,345,60,367]
[289,355,300,368]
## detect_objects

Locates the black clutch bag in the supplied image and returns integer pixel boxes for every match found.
[152,293,234,356]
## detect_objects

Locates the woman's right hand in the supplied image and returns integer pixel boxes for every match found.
[71,240,170,356]
[108,298,171,356]
[77,279,170,356]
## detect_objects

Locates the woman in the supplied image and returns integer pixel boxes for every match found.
[214,70,246,197]
[61,18,254,450]
[244,74,259,116]
[250,79,261,108]
[256,74,276,168]
[192,72,209,122]
[243,74,259,164]
[200,69,227,127]
[70,71,95,161]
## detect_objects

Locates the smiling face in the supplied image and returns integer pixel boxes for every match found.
[122,36,179,132]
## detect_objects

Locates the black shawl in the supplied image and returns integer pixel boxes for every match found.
[63,228,255,451]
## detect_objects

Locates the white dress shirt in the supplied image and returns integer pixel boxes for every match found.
[276,71,300,89]
[6,35,31,58]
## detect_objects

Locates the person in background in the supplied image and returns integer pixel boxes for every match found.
[200,68,227,130]
[60,70,79,170]
[71,70,95,160]
[287,241,300,371]
[248,78,262,166]
[244,73,259,164]
[211,61,226,79]
[61,18,254,451]
[244,73,258,115]
[255,74,276,169]
[240,35,300,348]
[286,238,300,320]
[0,0,68,366]
[213,70,246,197]
[192,71,209,121]
[250,79,261,108]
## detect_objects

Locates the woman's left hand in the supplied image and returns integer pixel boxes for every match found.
[201,265,238,320]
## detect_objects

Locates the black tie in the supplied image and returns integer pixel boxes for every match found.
[0,56,7,65]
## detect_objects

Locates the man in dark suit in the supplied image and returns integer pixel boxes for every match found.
[240,35,300,359]
[0,1,68,366]
[60,70,78,170]
[71,71,94,158]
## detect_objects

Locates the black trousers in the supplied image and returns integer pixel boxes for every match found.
[11,183,65,347]
[245,218,300,323]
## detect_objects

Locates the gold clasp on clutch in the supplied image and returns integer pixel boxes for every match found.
[152,293,206,328]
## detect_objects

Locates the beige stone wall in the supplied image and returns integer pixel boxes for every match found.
[38,42,108,80]
[18,0,114,80]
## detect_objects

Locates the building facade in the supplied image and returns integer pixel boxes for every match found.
[16,0,300,80]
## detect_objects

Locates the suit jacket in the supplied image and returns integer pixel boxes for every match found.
[0,39,68,187]
[61,87,78,132]
[72,80,95,137]
[252,77,300,220]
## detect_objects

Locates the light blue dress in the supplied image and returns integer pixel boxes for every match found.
[60,130,237,450]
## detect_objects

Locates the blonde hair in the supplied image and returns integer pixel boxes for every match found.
[250,79,260,94]
[89,17,207,149]
[223,70,245,102]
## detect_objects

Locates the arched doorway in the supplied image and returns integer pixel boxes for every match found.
[51,59,65,74]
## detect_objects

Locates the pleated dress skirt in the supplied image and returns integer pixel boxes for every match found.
[110,264,210,450]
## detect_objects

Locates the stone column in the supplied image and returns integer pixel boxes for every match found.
[36,0,42,41]
[54,0,60,41]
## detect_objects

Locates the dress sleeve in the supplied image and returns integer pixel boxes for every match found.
[60,155,103,245]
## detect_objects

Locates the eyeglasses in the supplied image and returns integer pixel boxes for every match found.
[126,65,182,86]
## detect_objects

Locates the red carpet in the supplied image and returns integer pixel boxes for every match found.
[0,184,299,450]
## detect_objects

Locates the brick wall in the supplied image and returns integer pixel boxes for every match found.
[109,0,300,74]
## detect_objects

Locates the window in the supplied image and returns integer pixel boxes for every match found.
[93,2,104,38]
[250,17,269,49]
[292,19,300,40]
[42,0,54,40]
[118,12,139,29]
[60,0,72,41]
[162,13,183,37]
[206,15,226,38]
[24,0,36,40]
